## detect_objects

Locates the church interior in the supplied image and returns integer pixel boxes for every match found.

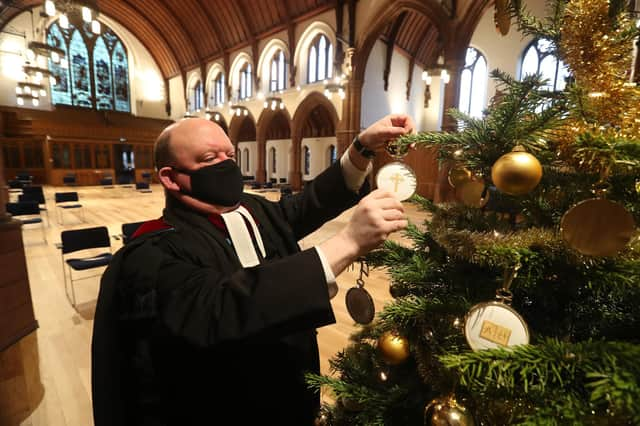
[1,0,639,424]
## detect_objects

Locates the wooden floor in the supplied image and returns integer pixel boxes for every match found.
[0,184,428,426]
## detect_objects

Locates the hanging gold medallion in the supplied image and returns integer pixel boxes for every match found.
[455,180,490,208]
[346,260,375,325]
[560,198,636,257]
[491,148,543,196]
[376,140,417,201]
[493,0,511,36]
[464,301,530,351]
[464,266,530,351]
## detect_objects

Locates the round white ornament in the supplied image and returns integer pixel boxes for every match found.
[375,162,417,201]
[464,301,529,351]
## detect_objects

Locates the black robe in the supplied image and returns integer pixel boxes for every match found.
[92,162,368,426]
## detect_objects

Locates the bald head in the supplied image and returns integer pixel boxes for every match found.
[154,118,230,170]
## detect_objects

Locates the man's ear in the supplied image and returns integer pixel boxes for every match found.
[158,167,180,191]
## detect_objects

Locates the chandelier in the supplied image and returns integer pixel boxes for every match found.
[263,96,285,111]
[44,0,102,34]
[324,75,346,100]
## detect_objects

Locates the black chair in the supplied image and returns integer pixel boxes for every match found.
[55,192,84,225]
[135,182,152,193]
[16,171,33,185]
[100,176,114,188]
[7,179,24,195]
[141,172,152,182]
[63,174,77,186]
[121,221,145,244]
[6,201,47,242]
[19,190,49,225]
[60,226,112,307]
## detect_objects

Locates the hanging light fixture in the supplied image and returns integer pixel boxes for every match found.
[421,57,450,108]
[323,74,347,100]
[263,96,284,111]
[43,0,102,34]
[26,41,65,65]
[231,105,249,117]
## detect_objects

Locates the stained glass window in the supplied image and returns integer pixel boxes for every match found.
[308,34,333,83]
[47,23,72,106]
[112,41,130,112]
[70,30,92,107]
[46,18,130,112]
[458,47,488,118]
[94,36,112,110]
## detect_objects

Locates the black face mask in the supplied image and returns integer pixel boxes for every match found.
[173,159,243,207]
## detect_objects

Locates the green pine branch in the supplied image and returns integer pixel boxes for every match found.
[440,339,640,424]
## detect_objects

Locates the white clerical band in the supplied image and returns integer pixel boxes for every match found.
[221,206,266,268]
[221,206,338,299]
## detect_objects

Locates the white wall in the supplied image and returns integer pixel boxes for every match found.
[265,139,291,183]
[0,8,167,118]
[361,40,432,131]
[237,141,257,178]
[301,136,337,180]
[470,0,547,101]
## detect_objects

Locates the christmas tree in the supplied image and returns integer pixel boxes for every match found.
[308,1,640,424]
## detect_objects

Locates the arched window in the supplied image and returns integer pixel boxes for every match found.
[519,38,570,91]
[212,72,225,106]
[303,146,310,175]
[237,149,241,169]
[270,50,286,92]
[458,47,488,118]
[243,148,250,172]
[270,147,277,173]
[190,80,203,112]
[327,145,337,165]
[307,34,333,83]
[239,62,252,100]
[47,19,130,111]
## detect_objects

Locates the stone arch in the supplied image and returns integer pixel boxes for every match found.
[288,92,339,189]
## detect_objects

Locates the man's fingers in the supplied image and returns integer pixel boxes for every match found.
[381,209,406,221]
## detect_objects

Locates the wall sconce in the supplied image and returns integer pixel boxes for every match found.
[23,65,57,85]
[230,105,249,117]
[263,96,284,111]
[26,41,65,64]
[324,75,346,100]
[421,67,450,108]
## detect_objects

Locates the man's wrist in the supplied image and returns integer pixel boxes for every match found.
[353,136,376,159]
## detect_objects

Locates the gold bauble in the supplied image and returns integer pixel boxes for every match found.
[448,166,473,188]
[455,180,490,208]
[424,397,475,426]
[378,331,410,365]
[491,150,542,196]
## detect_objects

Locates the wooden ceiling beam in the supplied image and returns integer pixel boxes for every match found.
[383,12,407,91]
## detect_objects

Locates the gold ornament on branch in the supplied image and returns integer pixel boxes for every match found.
[455,180,490,208]
[424,396,475,426]
[378,331,410,365]
[448,166,473,188]
[491,147,543,196]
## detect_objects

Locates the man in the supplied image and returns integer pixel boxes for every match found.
[92,114,414,425]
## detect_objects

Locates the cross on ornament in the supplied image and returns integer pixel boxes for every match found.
[389,172,405,193]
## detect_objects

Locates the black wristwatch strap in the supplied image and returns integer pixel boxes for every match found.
[353,136,376,159]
